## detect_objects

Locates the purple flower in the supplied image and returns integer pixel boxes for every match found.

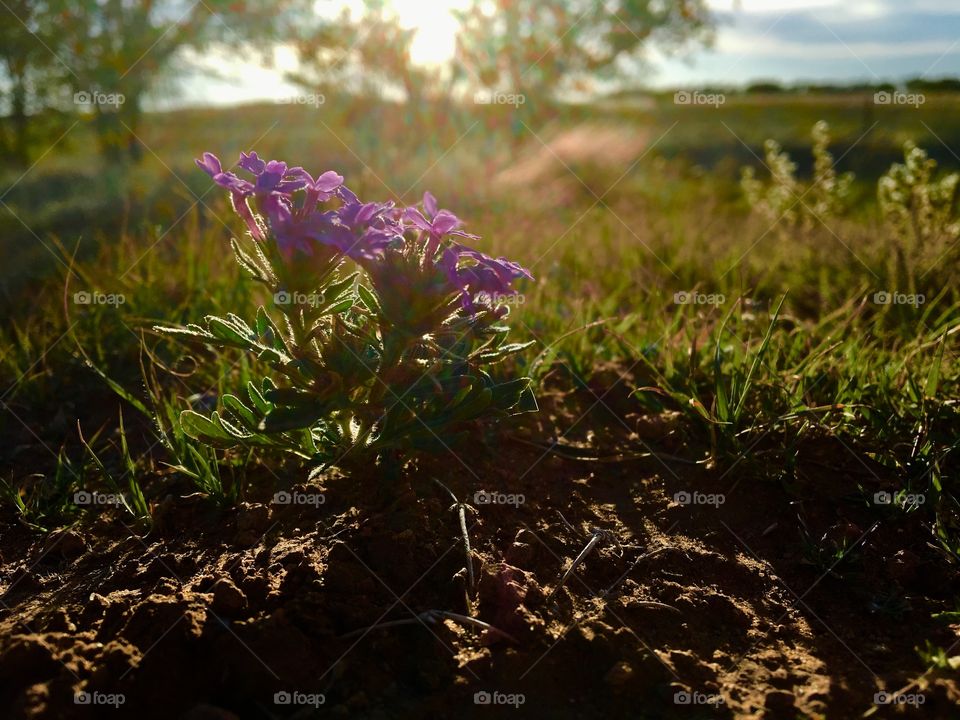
[237,151,309,194]
[328,189,405,260]
[337,188,398,229]
[404,191,477,259]
[441,243,533,311]
[196,152,264,240]
[330,225,400,261]
[195,152,222,178]
[270,205,399,262]
[196,151,346,246]
[195,152,528,294]
[196,152,258,239]
[302,170,345,209]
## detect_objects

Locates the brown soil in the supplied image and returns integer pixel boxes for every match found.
[1,377,958,719]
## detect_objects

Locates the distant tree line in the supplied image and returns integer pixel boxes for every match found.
[2,0,714,166]
[739,78,960,95]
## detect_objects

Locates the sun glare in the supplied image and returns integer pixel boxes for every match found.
[391,0,466,66]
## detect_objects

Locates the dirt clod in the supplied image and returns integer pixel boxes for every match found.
[211,577,248,617]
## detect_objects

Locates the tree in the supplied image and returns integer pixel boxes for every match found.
[454,0,713,108]
[287,2,439,106]
[53,0,303,161]
[0,1,68,166]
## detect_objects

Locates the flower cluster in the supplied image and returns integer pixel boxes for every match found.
[159,149,537,479]
[196,151,531,310]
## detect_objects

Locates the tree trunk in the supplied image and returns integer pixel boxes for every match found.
[10,71,29,167]
[92,90,144,164]
[123,93,143,163]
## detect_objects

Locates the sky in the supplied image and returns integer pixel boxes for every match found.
[654,0,960,88]
[159,0,960,108]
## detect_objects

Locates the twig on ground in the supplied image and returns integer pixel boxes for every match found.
[432,611,520,644]
[600,546,682,599]
[629,600,681,612]
[547,528,611,603]
[339,609,519,644]
[339,613,432,639]
[433,478,476,597]
[508,435,704,465]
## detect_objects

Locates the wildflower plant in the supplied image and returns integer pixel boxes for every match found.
[156,151,536,477]
[741,121,853,231]
[879,141,960,258]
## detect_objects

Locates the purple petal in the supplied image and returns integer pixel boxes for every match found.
[256,162,287,193]
[314,170,344,193]
[404,207,433,232]
[431,210,462,236]
[338,186,359,205]
[195,152,222,178]
[238,151,266,175]
[213,172,254,195]
[423,191,438,219]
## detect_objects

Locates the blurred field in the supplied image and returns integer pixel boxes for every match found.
[5,91,960,296]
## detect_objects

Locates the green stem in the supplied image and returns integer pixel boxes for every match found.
[282,306,311,360]
[369,326,409,405]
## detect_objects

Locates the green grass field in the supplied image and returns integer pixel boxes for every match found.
[3,92,959,559]
[1,94,958,717]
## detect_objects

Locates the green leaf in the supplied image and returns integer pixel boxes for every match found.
[515,384,539,413]
[324,298,355,316]
[476,340,536,364]
[255,306,290,353]
[733,294,785,421]
[265,387,319,407]
[324,272,358,302]
[231,238,267,280]
[80,358,151,418]
[247,381,271,415]
[218,414,252,439]
[153,325,215,343]
[222,394,260,433]
[260,405,322,433]
[180,410,232,441]
[926,333,946,397]
[448,387,493,423]
[356,284,382,315]
[490,378,533,411]
[206,315,255,348]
